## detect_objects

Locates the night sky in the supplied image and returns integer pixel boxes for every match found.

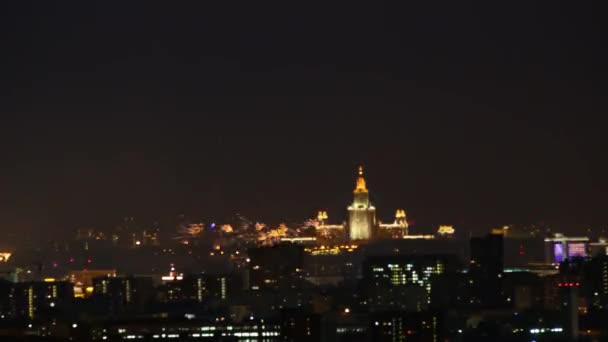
[0,2,605,243]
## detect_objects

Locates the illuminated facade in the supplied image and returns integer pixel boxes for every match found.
[437,225,455,236]
[90,320,282,341]
[363,255,450,311]
[68,269,116,298]
[378,209,409,238]
[11,281,74,320]
[544,234,589,264]
[347,166,376,241]
[180,274,233,303]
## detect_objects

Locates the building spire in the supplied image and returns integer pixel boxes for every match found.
[354,165,368,192]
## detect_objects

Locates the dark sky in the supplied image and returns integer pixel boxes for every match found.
[0,2,605,241]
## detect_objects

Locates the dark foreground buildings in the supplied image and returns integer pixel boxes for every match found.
[3,232,608,340]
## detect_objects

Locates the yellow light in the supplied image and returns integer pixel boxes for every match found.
[44,278,56,283]
[354,166,368,192]
[491,228,505,235]
[354,177,367,192]
[0,252,12,262]
[85,287,94,294]
[73,285,84,298]
[437,225,455,235]
[28,287,34,319]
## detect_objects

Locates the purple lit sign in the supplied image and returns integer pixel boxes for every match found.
[568,243,586,258]
[553,243,564,263]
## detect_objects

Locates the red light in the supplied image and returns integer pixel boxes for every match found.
[576,282,580,286]
[569,283,574,287]
[519,251,525,256]
[520,244,524,249]
[407,330,413,335]
[87,259,92,264]
[69,258,74,263]
[53,262,58,268]
[558,283,562,287]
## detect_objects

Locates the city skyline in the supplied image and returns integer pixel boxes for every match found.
[0,147,605,246]
[2,158,602,248]
[1,3,604,240]
[1,2,605,340]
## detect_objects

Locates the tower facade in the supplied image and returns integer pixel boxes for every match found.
[348,166,376,240]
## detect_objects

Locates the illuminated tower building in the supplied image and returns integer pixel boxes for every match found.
[347,166,376,241]
[395,209,409,235]
[317,210,328,226]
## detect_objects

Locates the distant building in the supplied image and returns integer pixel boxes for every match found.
[279,308,321,342]
[370,311,443,342]
[502,236,545,268]
[431,272,481,310]
[0,279,12,317]
[92,276,154,314]
[583,255,608,311]
[362,254,455,312]
[11,280,73,320]
[247,244,304,292]
[501,271,544,311]
[436,225,454,237]
[326,311,369,342]
[90,318,282,341]
[347,166,376,241]
[544,234,589,264]
[303,250,358,287]
[68,269,116,298]
[320,166,411,242]
[589,239,608,257]
[377,210,409,239]
[179,273,239,304]
[470,231,504,307]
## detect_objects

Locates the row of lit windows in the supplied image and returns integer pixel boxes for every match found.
[106,327,281,340]
[336,327,366,334]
